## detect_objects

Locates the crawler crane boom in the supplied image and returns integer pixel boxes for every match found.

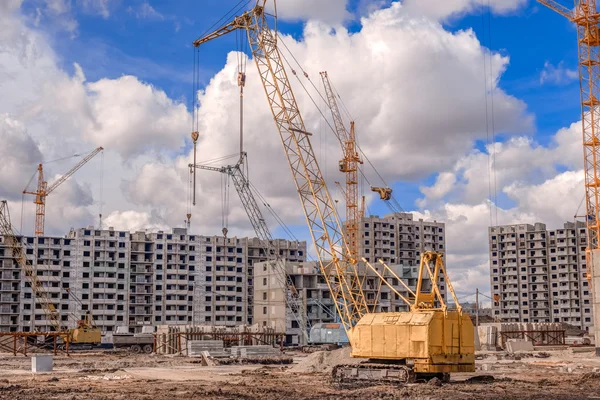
[193,1,369,332]
[193,0,474,382]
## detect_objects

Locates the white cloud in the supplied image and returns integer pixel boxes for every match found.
[122,1,531,242]
[128,1,164,20]
[103,210,170,232]
[266,0,351,24]
[84,76,190,158]
[75,0,116,18]
[400,0,527,21]
[3,0,575,306]
[0,115,44,200]
[418,122,582,209]
[417,120,586,296]
[540,60,578,85]
[504,170,584,224]
[0,4,192,235]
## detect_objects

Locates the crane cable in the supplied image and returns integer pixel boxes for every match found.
[99,150,104,230]
[481,0,498,227]
[277,34,397,200]
[221,172,231,236]
[277,33,421,253]
[488,0,499,226]
[193,0,251,43]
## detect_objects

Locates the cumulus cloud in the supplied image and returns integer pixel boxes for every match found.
[540,61,578,85]
[103,210,170,232]
[84,76,190,157]
[0,115,44,200]
[418,122,582,209]
[0,4,191,235]
[417,121,585,295]
[3,0,576,304]
[267,0,351,24]
[122,1,532,244]
[401,0,527,21]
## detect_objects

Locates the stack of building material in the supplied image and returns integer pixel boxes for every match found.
[187,340,229,358]
[505,339,534,352]
[479,322,565,349]
[230,345,281,357]
[155,324,283,354]
[476,325,498,350]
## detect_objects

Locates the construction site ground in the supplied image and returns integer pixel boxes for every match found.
[1,348,600,399]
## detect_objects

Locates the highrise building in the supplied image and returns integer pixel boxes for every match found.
[255,212,448,344]
[0,227,305,333]
[489,221,593,331]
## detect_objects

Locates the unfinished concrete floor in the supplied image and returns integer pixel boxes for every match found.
[0,349,599,399]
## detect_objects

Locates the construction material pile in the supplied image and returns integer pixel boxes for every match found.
[290,347,362,374]
[477,322,566,350]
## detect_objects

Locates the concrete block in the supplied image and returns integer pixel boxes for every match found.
[506,339,534,353]
[474,326,481,351]
[32,355,53,373]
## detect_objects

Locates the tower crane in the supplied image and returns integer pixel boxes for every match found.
[190,153,310,344]
[23,146,104,237]
[193,0,474,383]
[320,71,363,266]
[536,0,600,355]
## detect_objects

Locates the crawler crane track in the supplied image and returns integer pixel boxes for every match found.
[332,363,416,385]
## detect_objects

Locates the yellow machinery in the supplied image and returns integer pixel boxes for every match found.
[334,252,474,382]
[193,1,474,383]
[64,289,101,347]
[68,312,101,346]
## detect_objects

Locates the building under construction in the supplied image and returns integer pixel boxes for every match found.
[0,227,305,334]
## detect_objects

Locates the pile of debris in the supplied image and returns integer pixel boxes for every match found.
[289,347,362,374]
[215,356,292,366]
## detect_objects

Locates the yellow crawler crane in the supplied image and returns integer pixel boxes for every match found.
[333,252,474,383]
[193,0,474,384]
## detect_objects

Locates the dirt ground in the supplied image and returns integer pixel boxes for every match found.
[1,349,600,399]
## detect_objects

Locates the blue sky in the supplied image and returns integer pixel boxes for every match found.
[41,1,579,216]
[5,0,588,296]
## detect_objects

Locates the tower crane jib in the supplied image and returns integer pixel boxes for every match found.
[23,146,104,237]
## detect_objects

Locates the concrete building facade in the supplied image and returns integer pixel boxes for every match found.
[255,212,448,345]
[359,213,446,267]
[489,221,593,331]
[0,227,305,333]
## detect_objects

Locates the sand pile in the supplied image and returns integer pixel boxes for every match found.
[290,347,362,374]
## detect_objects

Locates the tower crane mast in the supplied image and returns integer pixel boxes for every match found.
[536,0,600,355]
[23,146,104,237]
[320,72,363,265]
